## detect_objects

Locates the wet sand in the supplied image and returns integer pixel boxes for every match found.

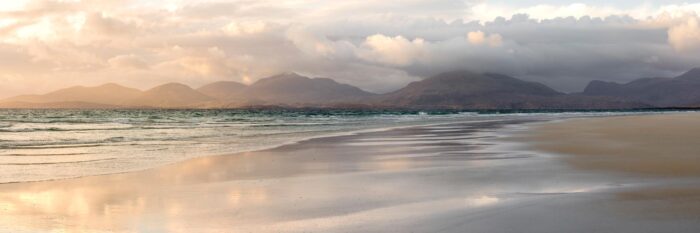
[528,113,700,218]
[530,113,700,176]
[1,116,699,232]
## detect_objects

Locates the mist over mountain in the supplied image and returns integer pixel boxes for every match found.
[377,71,561,108]
[241,73,376,105]
[197,81,247,101]
[583,68,700,107]
[2,69,699,109]
[128,83,216,108]
[376,71,646,109]
[3,83,142,106]
[0,101,120,109]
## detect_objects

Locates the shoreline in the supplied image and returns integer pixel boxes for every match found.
[3,110,621,185]
[0,117,512,185]
[0,117,563,232]
[2,113,699,232]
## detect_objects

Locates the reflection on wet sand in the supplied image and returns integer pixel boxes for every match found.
[0,120,524,232]
[1,118,698,232]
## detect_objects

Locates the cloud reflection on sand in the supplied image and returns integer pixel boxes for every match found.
[466,195,500,207]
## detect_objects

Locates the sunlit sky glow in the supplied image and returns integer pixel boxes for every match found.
[0,0,699,97]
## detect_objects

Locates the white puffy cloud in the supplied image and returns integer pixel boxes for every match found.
[358,34,428,66]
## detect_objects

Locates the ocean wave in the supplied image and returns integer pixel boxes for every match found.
[0,108,495,183]
[105,136,126,142]
[0,158,116,166]
[138,126,199,130]
[3,119,107,124]
[0,143,103,150]
[0,152,91,157]
[248,122,340,128]
[0,127,136,132]
[0,133,226,150]
[0,127,65,132]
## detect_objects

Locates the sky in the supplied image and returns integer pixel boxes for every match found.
[0,0,699,97]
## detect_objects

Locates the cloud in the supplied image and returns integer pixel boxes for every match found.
[466,31,502,47]
[223,21,267,36]
[468,3,624,22]
[358,34,428,66]
[0,1,700,97]
[286,27,343,58]
[668,16,700,52]
[83,12,136,36]
[153,46,241,79]
[108,54,148,70]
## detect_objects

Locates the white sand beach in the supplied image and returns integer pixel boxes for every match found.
[0,114,699,232]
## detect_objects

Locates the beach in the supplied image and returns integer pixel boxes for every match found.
[527,113,700,218]
[1,113,699,232]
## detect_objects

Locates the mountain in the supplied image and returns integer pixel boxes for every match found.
[196,81,247,101]
[376,71,647,109]
[3,83,142,106]
[127,83,216,108]
[377,71,562,109]
[582,68,700,107]
[0,70,658,109]
[241,73,376,105]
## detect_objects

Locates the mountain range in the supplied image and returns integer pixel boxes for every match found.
[581,68,700,107]
[2,68,700,110]
[374,71,644,109]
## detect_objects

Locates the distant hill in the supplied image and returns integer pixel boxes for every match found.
[582,68,700,107]
[377,71,560,109]
[127,83,215,108]
[241,73,376,105]
[0,70,677,110]
[376,71,647,109]
[3,83,142,106]
[196,81,247,101]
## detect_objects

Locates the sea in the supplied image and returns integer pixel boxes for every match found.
[0,109,672,183]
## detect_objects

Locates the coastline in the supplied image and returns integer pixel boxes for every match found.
[0,110,621,185]
[1,113,699,232]
[0,115,511,185]
[0,117,554,232]
[0,111,501,184]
